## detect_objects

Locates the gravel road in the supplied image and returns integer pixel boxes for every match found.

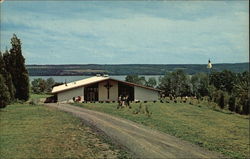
[45,103,223,159]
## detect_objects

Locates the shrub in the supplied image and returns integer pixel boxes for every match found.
[241,99,250,115]
[235,104,241,114]
[219,92,225,109]
[228,96,236,112]
[145,105,152,117]
[0,75,10,108]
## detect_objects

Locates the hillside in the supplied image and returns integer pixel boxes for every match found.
[27,63,249,76]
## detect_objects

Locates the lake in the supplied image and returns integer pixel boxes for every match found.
[29,75,162,83]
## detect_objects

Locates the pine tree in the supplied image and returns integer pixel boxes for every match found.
[0,74,10,108]
[8,34,30,101]
[1,51,15,100]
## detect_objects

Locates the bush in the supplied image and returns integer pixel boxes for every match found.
[228,96,236,112]
[0,75,10,108]
[241,99,249,115]
[235,104,241,114]
[219,92,225,109]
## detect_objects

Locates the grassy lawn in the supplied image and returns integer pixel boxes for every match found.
[29,93,51,100]
[0,103,131,159]
[74,101,249,159]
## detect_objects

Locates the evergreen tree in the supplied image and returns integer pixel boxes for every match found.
[7,34,29,101]
[1,51,15,100]
[0,74,10,108]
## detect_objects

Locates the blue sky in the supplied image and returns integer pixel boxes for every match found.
[0,1,249,64]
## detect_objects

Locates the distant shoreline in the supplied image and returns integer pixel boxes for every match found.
[27,62,249,76]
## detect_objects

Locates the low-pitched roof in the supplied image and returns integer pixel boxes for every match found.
[51,76,161,94]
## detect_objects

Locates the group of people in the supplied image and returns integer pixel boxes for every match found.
[117,95,131,109]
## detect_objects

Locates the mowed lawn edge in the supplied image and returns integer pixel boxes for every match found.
[0,103,132,159]
[73,101,249,159]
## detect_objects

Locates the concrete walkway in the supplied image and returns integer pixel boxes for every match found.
[46,103,223,159]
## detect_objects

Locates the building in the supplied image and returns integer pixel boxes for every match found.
[51,75,161,103]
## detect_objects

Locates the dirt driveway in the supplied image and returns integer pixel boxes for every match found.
[46,103,223,159]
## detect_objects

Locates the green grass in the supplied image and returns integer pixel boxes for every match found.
[30,93,51,100]
[0,103,132,159]
[74,101,249,159]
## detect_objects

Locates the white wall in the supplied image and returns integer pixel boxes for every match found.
[134,86,159,101]
[98,80,118,101]
[57,87,84,102]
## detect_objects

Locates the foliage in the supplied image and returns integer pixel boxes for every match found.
[125,75,146,85]
[157,69,249,115]
[46,78,55,92]
[4,34,29,101]
[218,91,225,109]
[158,70,191,96]
[241,99,249,115]
[0,75,10,108]
[191,73,209,96]
[0,51,15,101]
[145,77,157,88]
[209,70,236,93]
[31,78,55,94]
[228,96,236,112]
[233,71,249,114]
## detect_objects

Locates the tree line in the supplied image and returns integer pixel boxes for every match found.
[126,70,249,115]
[0,34,29,108]
[27,63,248,76]
[30,78,63,94]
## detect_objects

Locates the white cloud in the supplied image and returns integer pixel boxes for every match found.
[1,1,249,64]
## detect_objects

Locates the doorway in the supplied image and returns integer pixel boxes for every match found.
[118,82,134,101]
[84,83,99,101]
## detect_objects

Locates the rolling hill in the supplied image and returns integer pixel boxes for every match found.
[27,63,249,76]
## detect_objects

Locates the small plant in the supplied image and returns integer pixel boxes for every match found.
[145,105,152,117]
